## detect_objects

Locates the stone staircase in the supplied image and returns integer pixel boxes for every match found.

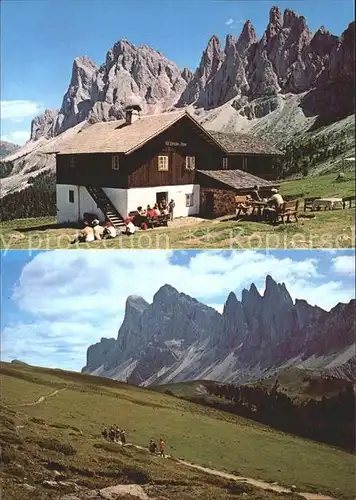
[86,186,125,229]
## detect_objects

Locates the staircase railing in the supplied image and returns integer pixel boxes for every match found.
[86,185,125,229]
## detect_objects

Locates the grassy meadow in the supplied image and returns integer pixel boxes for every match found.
[0,362,354,500]
[0,172,354,250]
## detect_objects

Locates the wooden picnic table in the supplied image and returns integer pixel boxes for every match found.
[312,197,343,211]
[250,200,268,218]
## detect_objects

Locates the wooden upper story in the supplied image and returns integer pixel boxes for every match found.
[55,111,283,188]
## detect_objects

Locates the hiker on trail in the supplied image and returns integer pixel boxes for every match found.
[102,427,108,440]
[159,438,165,457]
[149,440,157,453]
[168,199,175,221]
[115,426,121,442]
[120,430,126,445]
[108,427,116,442]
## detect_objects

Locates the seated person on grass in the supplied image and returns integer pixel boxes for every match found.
[93,221,104,240]
[263,188,284,221]
[103,221,117,239]
[123,218,136,236]
[71,222,95,244]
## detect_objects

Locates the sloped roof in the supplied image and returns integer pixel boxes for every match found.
[51,110,224,155]
[197,169,277,190]
[208,130,284,156]
[48,110,283,157]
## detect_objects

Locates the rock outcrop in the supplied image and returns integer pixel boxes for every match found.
[31,41,188,139]
[82,276,355,386]
[0,141,20,159]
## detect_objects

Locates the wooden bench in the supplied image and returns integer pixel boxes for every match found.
[342,196,355,209]
[303,197,318,211]
[276,200,300,223]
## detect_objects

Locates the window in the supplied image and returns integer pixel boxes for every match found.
[185,156,196,170]
[242,157,248,170]
[185,193,194,207]
[69,156,76,168]
[69,190,75,203]
[112,155,120,170]
[222,157,228,169]
[158,155,169,171]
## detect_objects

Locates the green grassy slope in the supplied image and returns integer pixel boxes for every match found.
[0,362,354,499]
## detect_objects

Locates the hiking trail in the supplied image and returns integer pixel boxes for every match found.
[125,443,335,500]
[14,388,66,407]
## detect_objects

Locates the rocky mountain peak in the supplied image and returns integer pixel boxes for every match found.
[283,9,307,30]
[264,275,293,306]
[266,6,283,37]
[126,294,149,311]
[181,67,193,83]
[224,291,239,311]
[238,20,258,48]
[153,284,180,303]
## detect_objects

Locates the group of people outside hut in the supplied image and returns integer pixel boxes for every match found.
[136,198,175,220]
[71,215,118,244]
[102,426,127,445]
[239,185,285,222]
[71,198,175,244]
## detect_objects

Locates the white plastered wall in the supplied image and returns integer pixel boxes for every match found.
[56,185,128,223]
[56,184,199,223]
[127,184,200,217]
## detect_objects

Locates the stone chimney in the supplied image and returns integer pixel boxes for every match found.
[124,95,142,125]
[125,105,141,125]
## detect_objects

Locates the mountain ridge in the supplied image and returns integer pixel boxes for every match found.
[1,6,354,200]
[82,276,355,387]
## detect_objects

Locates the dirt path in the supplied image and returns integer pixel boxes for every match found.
[125,443,334,500]
[14,388,66,406]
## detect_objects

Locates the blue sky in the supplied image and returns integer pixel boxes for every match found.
[1,0,354,144]
[1,249,354,371]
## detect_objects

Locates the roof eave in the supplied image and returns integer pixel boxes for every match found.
[226,151,285,156]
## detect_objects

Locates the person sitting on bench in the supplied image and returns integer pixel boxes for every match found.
[250,185,262,202]
[264,188,284,222]
[146,205,157,218]
[153,204,161,216]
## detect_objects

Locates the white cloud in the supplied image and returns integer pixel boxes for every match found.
[3,250,354,371]
[1,130,30,145]
[225,18,245,28]
[332,255,355,275]
[1,100,44,121]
